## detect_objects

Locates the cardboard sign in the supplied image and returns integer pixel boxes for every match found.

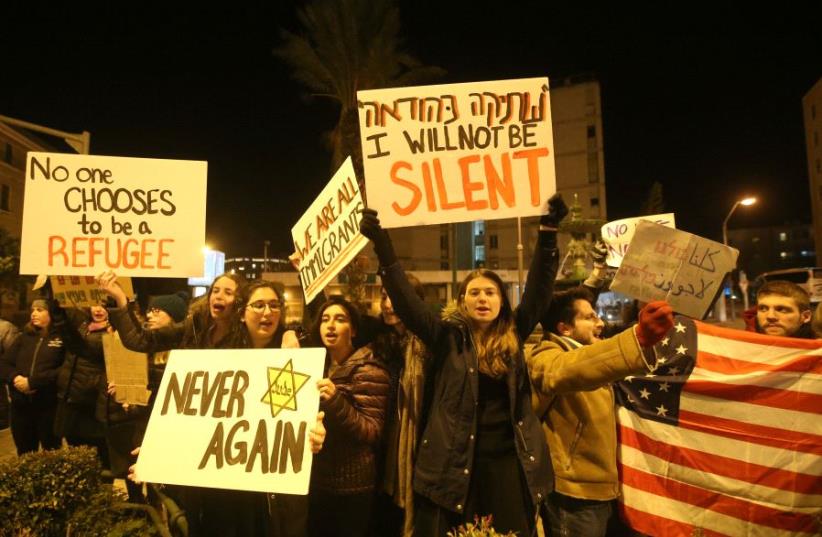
[102,333,151,406]
[357,77,556,228]
[135,347,325,494]
[610,221,739,319]
[50,275,134,308]
[291,157,368,303]
[601,213,676,267]
[20,152,207,277]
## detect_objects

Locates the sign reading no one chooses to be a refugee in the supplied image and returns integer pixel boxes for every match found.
[20,152,207,277]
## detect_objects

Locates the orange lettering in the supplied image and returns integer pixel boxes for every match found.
[389,161,421,216]
[433,159,464,211]
[458,155,487,211]
[123,239,140,269]
[48,236,68,267]
[421,162,437,212]
[484,153,514,209]
[71,237,87,268]
[140,239,155,268]
[157,239,173,269]
[513,147,549,206]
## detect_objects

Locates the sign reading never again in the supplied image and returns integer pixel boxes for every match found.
[136,348,325,494]
[291,157,368,303]
[20,152,207,277]
[357,77,557,228]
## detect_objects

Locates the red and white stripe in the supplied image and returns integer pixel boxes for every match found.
[618,322,822,537]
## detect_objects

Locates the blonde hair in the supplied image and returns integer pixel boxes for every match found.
[458,270,520,379]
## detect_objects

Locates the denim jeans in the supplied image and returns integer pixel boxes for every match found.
[543,492,612,537]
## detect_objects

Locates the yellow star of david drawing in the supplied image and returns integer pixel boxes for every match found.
[261,359,311,418]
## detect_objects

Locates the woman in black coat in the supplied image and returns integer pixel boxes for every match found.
[359,194,567,537]
[0,299,65,455]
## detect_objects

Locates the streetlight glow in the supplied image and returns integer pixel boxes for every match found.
[740,197,756,206]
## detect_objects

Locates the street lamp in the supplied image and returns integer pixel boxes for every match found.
[722,197,756,246]
[718,196,756,322]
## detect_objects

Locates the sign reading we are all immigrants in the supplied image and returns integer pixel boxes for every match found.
[357,77,557,228]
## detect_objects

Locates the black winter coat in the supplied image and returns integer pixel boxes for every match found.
[378,231,559,515]
[0,329,65,406]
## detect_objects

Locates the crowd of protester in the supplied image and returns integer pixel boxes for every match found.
[1,194,820,536]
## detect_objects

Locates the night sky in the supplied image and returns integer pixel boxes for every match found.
[3,3,819,258]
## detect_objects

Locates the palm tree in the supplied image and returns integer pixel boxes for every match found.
[275,0,445,186]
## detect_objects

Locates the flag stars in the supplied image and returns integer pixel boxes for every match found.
[668,366,681,376]
[625,376,634,383]
[675,344,688,355]
[659,381,671,392]
[657,356,668,365]
[639,388,651,400]
[656,404,669,417]
[660,337,670,346]
[674,322,686,333]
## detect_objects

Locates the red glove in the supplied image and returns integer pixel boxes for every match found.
[636,301,674,347]
[742,306,757,332]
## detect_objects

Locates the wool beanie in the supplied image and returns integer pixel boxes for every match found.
[148,292,189,323]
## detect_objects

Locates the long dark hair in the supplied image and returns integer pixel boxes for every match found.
[457,269,519,378]
[231,279,287,348]
[185,273,246,348]
[310,295,361,350]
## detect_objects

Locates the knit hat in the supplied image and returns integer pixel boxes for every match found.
[148,292,188,323]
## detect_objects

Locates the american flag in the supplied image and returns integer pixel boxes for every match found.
[614,317,822,537]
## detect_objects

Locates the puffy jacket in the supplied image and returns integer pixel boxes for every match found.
[57,322,107,407]
[0,329,65,405]
[378,231,559,515]
[311,345,391,494]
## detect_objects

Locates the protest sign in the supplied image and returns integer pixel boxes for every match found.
[102,333,151,406]
[135,347,325,494]
[292,157,368,303]
[601,213,675,267]
[50,275,134,308]
[610,221,738,319]
[20,152,207,277]
[357,77,556,228]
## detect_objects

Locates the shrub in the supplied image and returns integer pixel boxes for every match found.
[0,446,157,537]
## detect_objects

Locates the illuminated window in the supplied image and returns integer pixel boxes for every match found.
[779,232,787,242]
[780,252,788,258]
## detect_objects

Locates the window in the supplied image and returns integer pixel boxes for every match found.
[779,232,787,242]
[590,197,600,207]
[780,251,788,258]
[0,185,9,211]
[587,153,599,183]
[586,125,596,138]
[440,235,448,250]
[489,234,498,249]
[815,131,819,147]
[3,144,11,165]
[440,261,449,270]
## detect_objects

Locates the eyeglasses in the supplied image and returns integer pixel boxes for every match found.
[246,300,281,314]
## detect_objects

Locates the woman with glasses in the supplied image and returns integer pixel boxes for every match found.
[307,295,390,537]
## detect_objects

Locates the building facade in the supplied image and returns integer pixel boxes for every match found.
[727,224,816,280]
[803,77,822,267]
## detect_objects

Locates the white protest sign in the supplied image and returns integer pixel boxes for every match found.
[292,157,368,303]
[20,152,207,277]
[601,213,676,267]
[357,77,556,228]
[50,275,134,308]
[610,221,739,319]
[136,347,325,494]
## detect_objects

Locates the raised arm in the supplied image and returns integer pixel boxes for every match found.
[515,194,567,339]
[360,209,444,349]
[97,271,185,353]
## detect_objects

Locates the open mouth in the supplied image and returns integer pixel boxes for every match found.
[324,333,338,344]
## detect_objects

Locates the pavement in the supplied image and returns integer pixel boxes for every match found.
[0,426,15,464]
